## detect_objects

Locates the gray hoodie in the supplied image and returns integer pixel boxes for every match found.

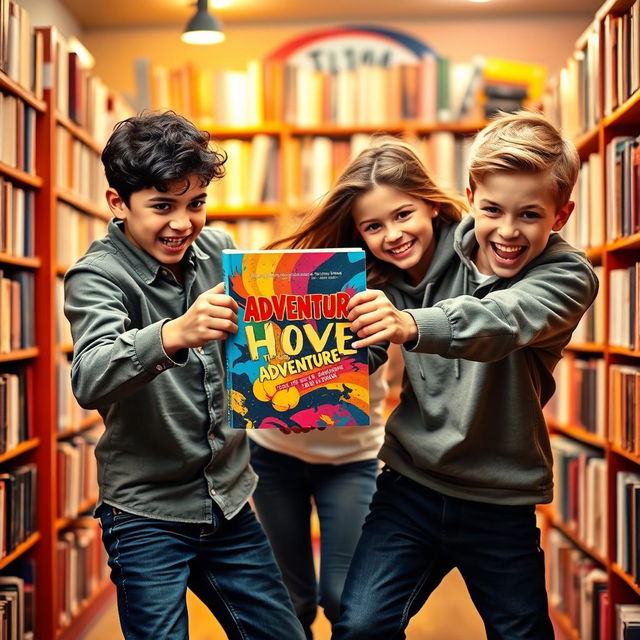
[374,214,598,505]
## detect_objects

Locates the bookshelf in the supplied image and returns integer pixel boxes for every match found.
[543,0,640,637]
[2,6,125,635]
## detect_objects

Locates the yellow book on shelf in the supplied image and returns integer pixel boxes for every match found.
[482,56,547,101]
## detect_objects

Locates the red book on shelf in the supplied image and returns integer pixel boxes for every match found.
[599,590,611,640]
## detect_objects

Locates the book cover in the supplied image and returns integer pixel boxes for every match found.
[223,248,369,429]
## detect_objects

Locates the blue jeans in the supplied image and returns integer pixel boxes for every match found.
[250,443,378,639]
[98,502,306,640]
[332,467,554,640]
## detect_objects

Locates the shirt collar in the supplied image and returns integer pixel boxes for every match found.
[108,219,211,285]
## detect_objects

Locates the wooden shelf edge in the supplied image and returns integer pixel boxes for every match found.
[611,563,640,597]
[0,532,40,570]
[57,414,103,440]
[609,345,640,357]
[206,205,281,219]
[545,416,607,449]
[0,438,40,464]
[54,112,104,154]
[0,162,43,188]
[565,341,605,353]
[0,71,46,111]
[610,443,640,465]
[55,188,111,220]
[540,507,609,567]
[0,347,39,363]
[607,232,640,252]
[57,579,114,640]
[55,499,99,532]
[0,253,41,269]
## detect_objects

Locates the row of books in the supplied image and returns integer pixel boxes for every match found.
[57,521,108,629]
[134,55,545,129]
[0,94,36,176]
[603,1,640,118]
[0,571,35,640]
[605,135,640,243]
[57,427,100,521]
[55,126,109,207]
[551,435,607,558]
[0,270,34,354]
[609,262,640,350]
[0,178,34,258]
[207,135,280,209]
[546,355,605,438]
[544,0,640,139]
[0,463,35,559]
[56,355,94,433]
[547,527,608,638]
[0,369,30,455]
[0,0,43,98]
[616,470,640,584]
[571,265,605,345]
[564,154,604,251]
[610,364,640,457]
[56,202,108,271]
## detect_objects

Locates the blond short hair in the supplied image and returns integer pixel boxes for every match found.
[468,110,580,209]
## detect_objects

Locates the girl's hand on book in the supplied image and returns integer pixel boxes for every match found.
[347,289,417,349]
[278,425,327,435]
[161,283,238,355]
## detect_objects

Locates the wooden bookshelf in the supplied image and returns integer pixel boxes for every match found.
[542,0,640,636]
[0,10,46,637]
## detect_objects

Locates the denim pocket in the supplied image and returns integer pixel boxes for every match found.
[111,507,140,524]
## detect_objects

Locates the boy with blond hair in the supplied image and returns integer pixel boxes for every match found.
[333,111,599,640]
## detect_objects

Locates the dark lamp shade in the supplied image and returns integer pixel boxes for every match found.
[182,6,225,45]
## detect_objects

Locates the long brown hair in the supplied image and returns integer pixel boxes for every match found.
[269,137,466,287]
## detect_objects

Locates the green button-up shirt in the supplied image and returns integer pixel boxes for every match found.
[64,220,256,522]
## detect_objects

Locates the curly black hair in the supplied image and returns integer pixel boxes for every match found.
[101,110,226,206]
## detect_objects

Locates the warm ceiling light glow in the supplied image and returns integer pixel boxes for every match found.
[468,0,491,3]
[211,0,232,8]
[181,29,226,44]
[182,0,225,45]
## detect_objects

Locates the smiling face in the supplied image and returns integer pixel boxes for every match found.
[107,175,208,278]
[352,184,439,285]
[468,172,574,278]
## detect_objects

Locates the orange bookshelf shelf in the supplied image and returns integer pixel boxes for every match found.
[0,347,39,363]
[550,606,580,640]
[546,417,606,449]
[57,414,102,440]
[611,563,640,597]
[207,205,281,220]
[0,161,43,188]
[0,438,40,464]
[0,70,46,112]
[0,252,41,268]
[0,532,40,571]
[610,443,640,465]
[55,188,111,221]
[608,232,640,252]
[565,341,605,353]
[55,496,99,531]
[54,112,103,155]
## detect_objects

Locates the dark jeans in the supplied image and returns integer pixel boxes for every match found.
[332,466,555,640]
[98,502,306,640]
[250,442,379,640]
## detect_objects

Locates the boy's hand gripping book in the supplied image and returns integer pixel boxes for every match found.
[222,248,369,429]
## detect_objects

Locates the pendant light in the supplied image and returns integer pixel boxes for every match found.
[182,0,225,45]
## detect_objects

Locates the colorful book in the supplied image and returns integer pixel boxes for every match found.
[222,248,369,429]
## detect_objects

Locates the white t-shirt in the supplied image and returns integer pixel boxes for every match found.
[248,366,389,465]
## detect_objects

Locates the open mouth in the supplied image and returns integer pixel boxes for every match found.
[159,236,190,252]
[491,242,526,262]
[387,239,415,256]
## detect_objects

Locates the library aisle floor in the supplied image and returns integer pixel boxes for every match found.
[84,569,486,639]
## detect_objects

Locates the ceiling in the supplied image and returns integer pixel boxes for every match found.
[59,0,604,29]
